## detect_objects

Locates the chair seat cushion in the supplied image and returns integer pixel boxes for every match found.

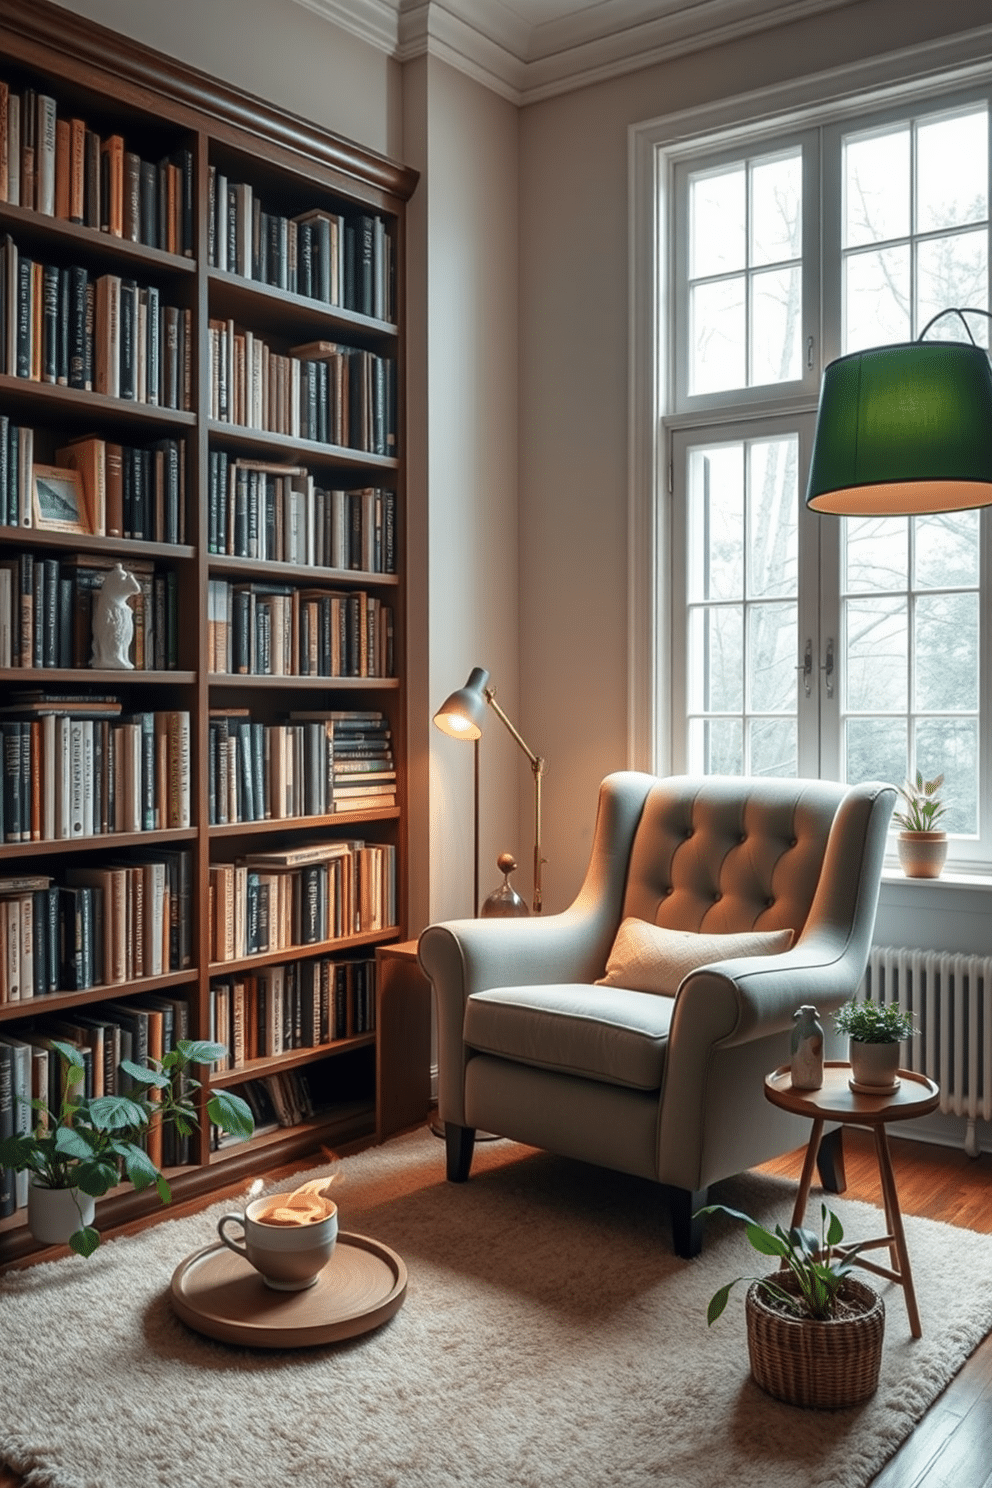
[464,983,673,1092]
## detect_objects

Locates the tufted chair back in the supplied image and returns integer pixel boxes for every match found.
[621,775,849,940]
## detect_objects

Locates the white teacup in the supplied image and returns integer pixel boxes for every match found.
[217,1195,338,1290]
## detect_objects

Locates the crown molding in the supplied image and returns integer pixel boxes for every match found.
[295,0,864,104]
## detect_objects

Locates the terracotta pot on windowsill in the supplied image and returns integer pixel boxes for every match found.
[896,831,948,880]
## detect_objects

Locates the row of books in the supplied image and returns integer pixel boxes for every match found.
[207,170,393,322]
[208,709,395,825]
[209,952,376,1070]
[0,81,193,253]
[207,453,395,572]
[206,578,394,679]
[0,704,191,844]
[208,325,395,457]
[0,989,195,1215]
[212,1067,321,1146]
[0,852,193,1001]
[208,838,397,964]
[0,426,186,543]
[0,554,180,672]
[0,236,193,409]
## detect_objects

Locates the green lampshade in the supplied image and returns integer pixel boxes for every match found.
[806,341,992,515]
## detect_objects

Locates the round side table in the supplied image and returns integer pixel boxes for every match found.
[765,1060,939,1338]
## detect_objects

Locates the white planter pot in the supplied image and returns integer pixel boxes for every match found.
[27,1182,96,1245]
[849,1039,901,1093]
[897,831,948,879]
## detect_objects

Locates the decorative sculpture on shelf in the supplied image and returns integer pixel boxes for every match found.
[790,1004,824,1090]
[90,561,141,670]
[480,853,529,918]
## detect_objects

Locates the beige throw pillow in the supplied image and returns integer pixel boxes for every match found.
[595,918,794,997]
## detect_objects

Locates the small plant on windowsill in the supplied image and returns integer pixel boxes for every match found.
[893,770,948,880]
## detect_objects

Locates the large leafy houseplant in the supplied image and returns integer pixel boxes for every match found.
[699,1200,873,1325]
[0,1038,254,1256]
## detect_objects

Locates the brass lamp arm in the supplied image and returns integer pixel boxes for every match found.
[485,687,546,912]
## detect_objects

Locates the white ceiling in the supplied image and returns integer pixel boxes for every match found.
[301,0,860,102]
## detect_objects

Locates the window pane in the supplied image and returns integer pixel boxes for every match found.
[688,606,743,712]
[845,717,907,787]
[690,278,746,394]
[915,718,978,834]
[751,151,802,265]
[749,717,797,776]
[748,602,797,712]
[915,593,979,711]
[750,267,802,384]
[917,230,988,339]
[689,718,743,775]
[844,245,911,351]
[690,165,746,278]
[845,597,907,711]
[843,516,908,593]
[688,446,743,600]
[914,511,979,589]
[844,127,910,248]
[748,438,798,598]
[916,112,988,234]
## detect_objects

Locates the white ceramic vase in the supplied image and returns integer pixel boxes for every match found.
[849,1039,901,1093]
[896,831,948,879]
[27,1182,96,1245]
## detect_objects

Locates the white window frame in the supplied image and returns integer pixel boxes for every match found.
[629,26,992,871]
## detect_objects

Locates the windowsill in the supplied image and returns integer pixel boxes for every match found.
[880,865,992,896]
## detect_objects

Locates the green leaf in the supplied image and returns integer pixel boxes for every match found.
[49,1039,86,1071]
[74,1160,119,1197]
[54,1125,96,1160]
[122,1145,160,1192]
[156,1172,172,1205]
[0,1134,36,1168]
[744,1222,787,1258]
[87,1094,149,1131]
[69,1225,101,1258]
[119,1060,169,1089]
[825,1208,844,1247]
[207,1089,255,1141]
[177,1040,227,1067]
[707,1282,735,1325]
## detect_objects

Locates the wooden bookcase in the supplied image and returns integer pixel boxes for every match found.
[0,0,419,1264]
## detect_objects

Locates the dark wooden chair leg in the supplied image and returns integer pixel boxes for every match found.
[670,1186,708,1258]
[445,1122,476,1182]
[816,1124,847,1193]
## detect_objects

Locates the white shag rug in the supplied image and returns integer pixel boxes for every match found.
[2,1127,991,1488]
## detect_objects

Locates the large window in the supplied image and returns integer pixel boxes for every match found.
[663,89,992,865]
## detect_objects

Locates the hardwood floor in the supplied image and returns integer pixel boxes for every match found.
[0,1128,990,1488]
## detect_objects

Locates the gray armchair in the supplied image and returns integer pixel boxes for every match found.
[418,772,896,1257]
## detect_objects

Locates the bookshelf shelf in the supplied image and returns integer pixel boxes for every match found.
[0,0,417,1263]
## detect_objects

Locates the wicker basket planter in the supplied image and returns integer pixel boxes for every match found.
[745,1274,885,1409]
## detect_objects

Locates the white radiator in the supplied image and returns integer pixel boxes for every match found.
[859,946,992,1158]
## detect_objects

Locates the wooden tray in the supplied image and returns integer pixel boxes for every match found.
[170,1231,407,1348]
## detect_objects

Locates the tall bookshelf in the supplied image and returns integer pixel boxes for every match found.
[0,0,418,1263]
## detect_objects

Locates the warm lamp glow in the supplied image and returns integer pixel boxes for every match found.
[806,334,992,516]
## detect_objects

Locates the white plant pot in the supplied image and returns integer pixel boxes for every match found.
[897,831,948,879]
[27,1182,96,1245]
[849,1039,901,1094]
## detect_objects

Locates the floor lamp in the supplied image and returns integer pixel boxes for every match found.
[432,666,546,914]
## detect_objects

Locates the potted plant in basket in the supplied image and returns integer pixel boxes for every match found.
[698,1199,884,1409]
[834,998,916,1094]
[0,1038,254,1257]
[894,770,948,879]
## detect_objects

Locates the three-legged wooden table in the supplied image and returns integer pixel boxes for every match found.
[765,1061,940,1338]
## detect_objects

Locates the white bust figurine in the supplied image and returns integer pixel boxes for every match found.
[91,562,141,670]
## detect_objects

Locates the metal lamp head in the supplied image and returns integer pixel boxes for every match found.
[806,339,992,516]
[432,666,490,740]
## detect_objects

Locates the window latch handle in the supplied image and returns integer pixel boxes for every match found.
[821,638,835,698]
[797,638,813,697]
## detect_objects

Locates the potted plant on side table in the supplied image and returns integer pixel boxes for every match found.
[894,770,948,879]
[698,1200,884,1408]
[0,1038,254,1256]
[834,998,916,1094]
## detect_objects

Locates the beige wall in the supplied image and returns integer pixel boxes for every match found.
[518,0,992,911]
[55,0,403,158]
